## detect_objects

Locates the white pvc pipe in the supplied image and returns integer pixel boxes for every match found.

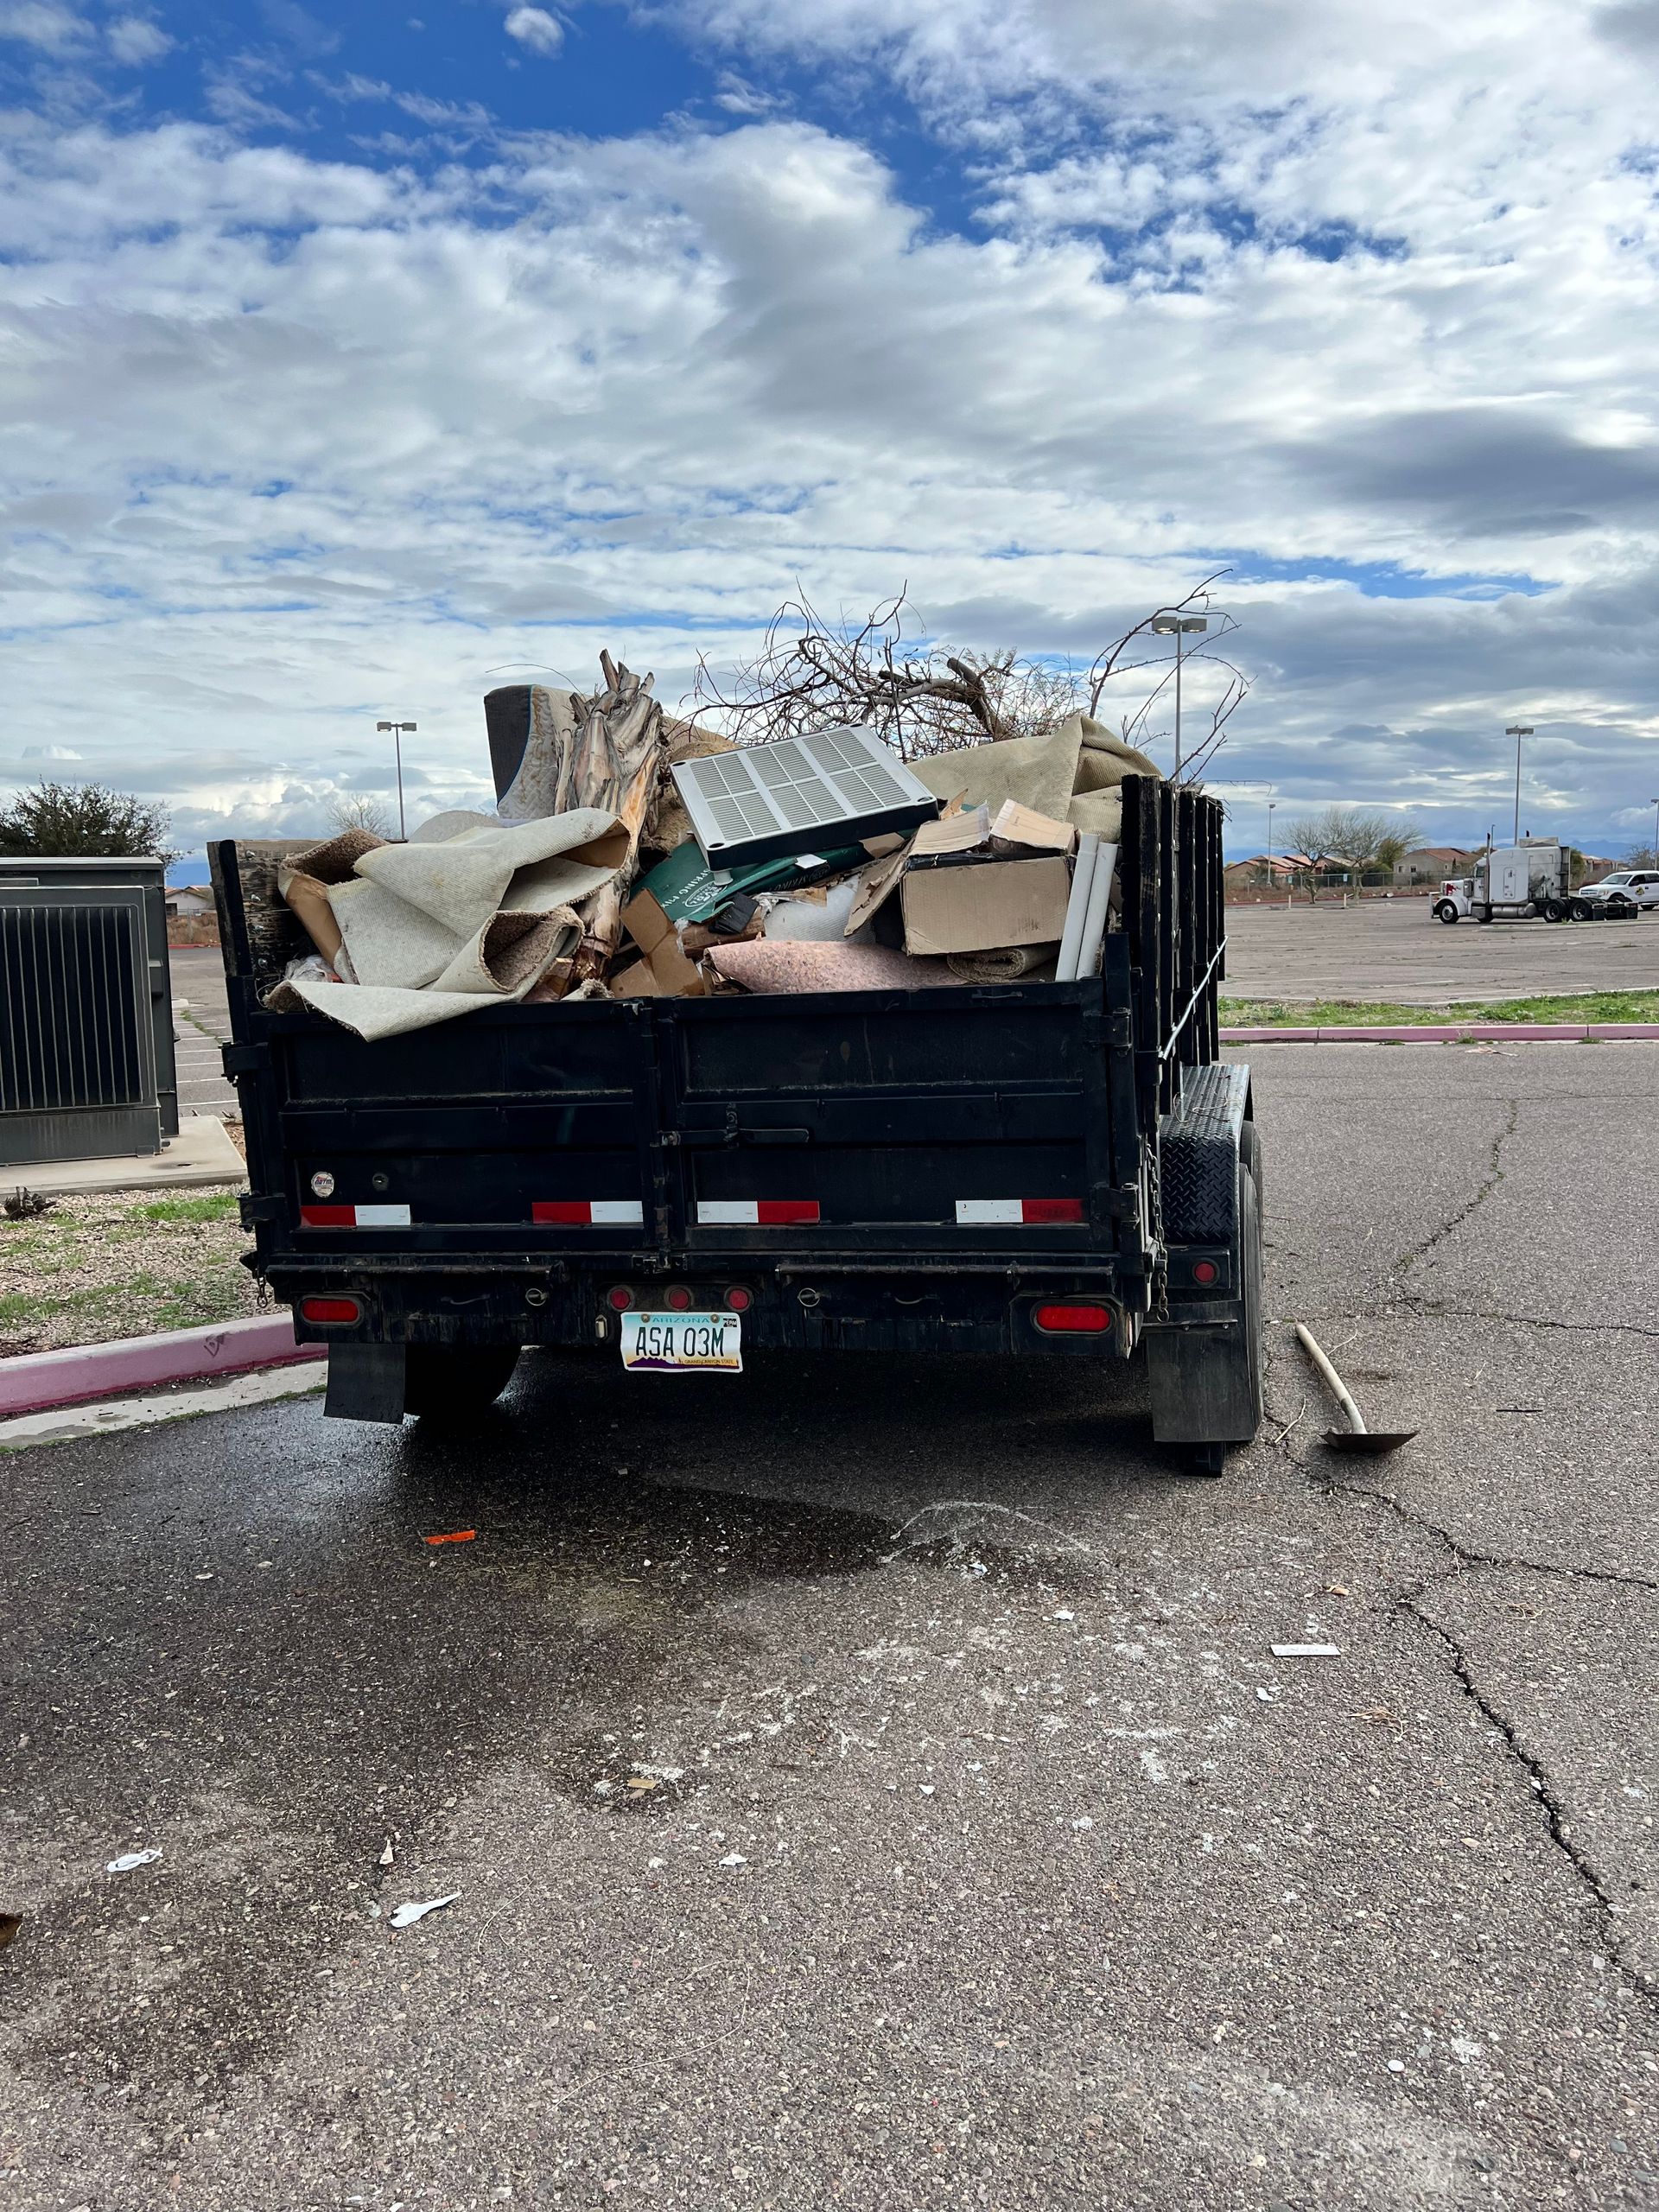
[1075,840,1117,979]
[1055,833,1099,982]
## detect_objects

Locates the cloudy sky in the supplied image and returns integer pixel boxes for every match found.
[3,0,1659,868]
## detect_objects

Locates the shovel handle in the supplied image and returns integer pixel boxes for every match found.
[1294,1324,1368,1434]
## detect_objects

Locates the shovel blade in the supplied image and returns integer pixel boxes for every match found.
[1323,1427,1418,1455]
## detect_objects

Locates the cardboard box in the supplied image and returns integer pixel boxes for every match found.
[899,855,1071,956]
[989,800,1077,856]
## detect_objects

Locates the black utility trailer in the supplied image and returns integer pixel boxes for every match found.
[211,777,1262,1472]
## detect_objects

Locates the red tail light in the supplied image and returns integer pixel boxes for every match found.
[606,1286,634,1311]
[301,1296,360,1325]
[1034,1302,1112,1333]
[1192,1261,1219,1286]
[664,1286,693,1311]
[725,1286,753,1312]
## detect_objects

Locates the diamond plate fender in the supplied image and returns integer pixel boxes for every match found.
[1159,1062,1250,1245]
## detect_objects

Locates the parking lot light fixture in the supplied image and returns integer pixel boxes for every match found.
[376,720,418,839]
[1151,613,1210,772]
[1505,724,1534,845]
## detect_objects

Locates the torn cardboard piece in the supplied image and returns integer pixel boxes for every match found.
[615,885,708,998]
[908,715,1158,845]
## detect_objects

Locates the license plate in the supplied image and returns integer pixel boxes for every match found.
[619,1311,742,1374]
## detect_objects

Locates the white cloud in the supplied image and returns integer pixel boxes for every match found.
[0,1,87,50]
[1,10,1657,853]
[504,5,563,56]
[106,14,170,64]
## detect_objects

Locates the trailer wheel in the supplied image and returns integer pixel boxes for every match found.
[404,1345,522,1421]
[1541,899,1567,923]
[1570,899,1592,922]
[1433,900,1460,924]
[1239,1118,1265,1205]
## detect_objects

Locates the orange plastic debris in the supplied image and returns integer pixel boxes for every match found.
[424,1529,477,1546]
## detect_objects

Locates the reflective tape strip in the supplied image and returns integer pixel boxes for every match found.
[300,1203,411,1228]
[532,1200,645,1226]
[955,1198,1084,1225]
[696,1200,821,1225]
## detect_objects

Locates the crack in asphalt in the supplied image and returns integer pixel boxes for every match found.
[1399,1095,1519,1272]
[1403,1590,1659,2015]
[1258,1347,1659,2018]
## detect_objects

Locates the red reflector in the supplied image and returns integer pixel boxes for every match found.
[665,1285,693,1311]
[1023,1198,1084,1224]
[1033,1302,1112,1334]
[757,1199,819,1224]
[1192,1260,1220,1286]
[725,1285,753,1312]
[606,1285,633,1311]
[301,1296,360,1324]
[300,1205,354,1228]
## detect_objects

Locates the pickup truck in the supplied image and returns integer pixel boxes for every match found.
[210,775,1263,1474]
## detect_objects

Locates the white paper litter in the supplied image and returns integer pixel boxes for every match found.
[1270,1643,1342,1658]
[378,1838,395,1868]
[718,1853,747,1868]
[106,1848,162,1873]
[389,1891,461,1929]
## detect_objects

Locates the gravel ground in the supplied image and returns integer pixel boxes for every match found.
[0,1192,259,1356]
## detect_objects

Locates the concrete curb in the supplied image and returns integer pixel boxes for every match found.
[1219,1021,1659,1046]
[0,1314,325,1419]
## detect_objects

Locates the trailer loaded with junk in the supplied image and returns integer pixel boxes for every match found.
[211,655,1262,1472]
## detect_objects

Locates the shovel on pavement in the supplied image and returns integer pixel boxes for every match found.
[1293,1324,1419,1455]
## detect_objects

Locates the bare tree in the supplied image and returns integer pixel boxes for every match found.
[1284,806,1422,871]
[690,589,1086,761]
[327,792,396,839]
[692,577,1248,786]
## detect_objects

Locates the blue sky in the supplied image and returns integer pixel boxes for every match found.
[3,0,1659,862]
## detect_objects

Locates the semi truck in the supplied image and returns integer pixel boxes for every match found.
[1430,838,1637,923]
[210,775,1264,1474]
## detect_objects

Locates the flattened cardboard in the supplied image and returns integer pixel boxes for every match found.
[990,800,1077,855]
[898,855,1071,957]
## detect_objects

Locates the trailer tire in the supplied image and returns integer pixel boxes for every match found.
[1570,899,1592,922]
[1541,899,1567,923]
[1239,1118,1264,1206]
[404,1344,522,1421]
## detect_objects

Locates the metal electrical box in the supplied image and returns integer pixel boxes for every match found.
[0,857,179,1167]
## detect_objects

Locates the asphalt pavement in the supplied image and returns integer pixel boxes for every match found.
[1224,900,1658,1005]
[2,1044,1656,2211]
[168,948,238,1118]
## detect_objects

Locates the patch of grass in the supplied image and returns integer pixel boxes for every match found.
[137,1192,241,1224]
[1220,989,1659,1028]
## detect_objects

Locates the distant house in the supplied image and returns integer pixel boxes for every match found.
[1393,846,1473,888]
[1224,852,1318,887]
[165,886,213,918]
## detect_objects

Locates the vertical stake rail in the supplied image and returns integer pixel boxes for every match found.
[1157,782,1178,1116]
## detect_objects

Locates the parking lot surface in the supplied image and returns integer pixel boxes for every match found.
[1224,900,1656,1004]
[3,1044,1656,2210]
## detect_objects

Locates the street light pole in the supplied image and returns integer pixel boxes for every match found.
[1267,800,1276,884]
[1505,723,1533,847]
[1151,613,1210,773]
[376,720,418,840]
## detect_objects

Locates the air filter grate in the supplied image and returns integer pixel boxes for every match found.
[671,726,939,867]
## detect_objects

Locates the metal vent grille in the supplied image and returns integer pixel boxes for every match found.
[671,726,939,867]
[0,886,161,1163]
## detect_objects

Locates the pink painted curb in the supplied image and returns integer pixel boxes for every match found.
[0,1315,326,1419]
[1220,1021,1659,1046]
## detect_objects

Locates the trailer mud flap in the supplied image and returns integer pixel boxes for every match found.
[1144,1322,1257,1443]
[325,1343,407,1424]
